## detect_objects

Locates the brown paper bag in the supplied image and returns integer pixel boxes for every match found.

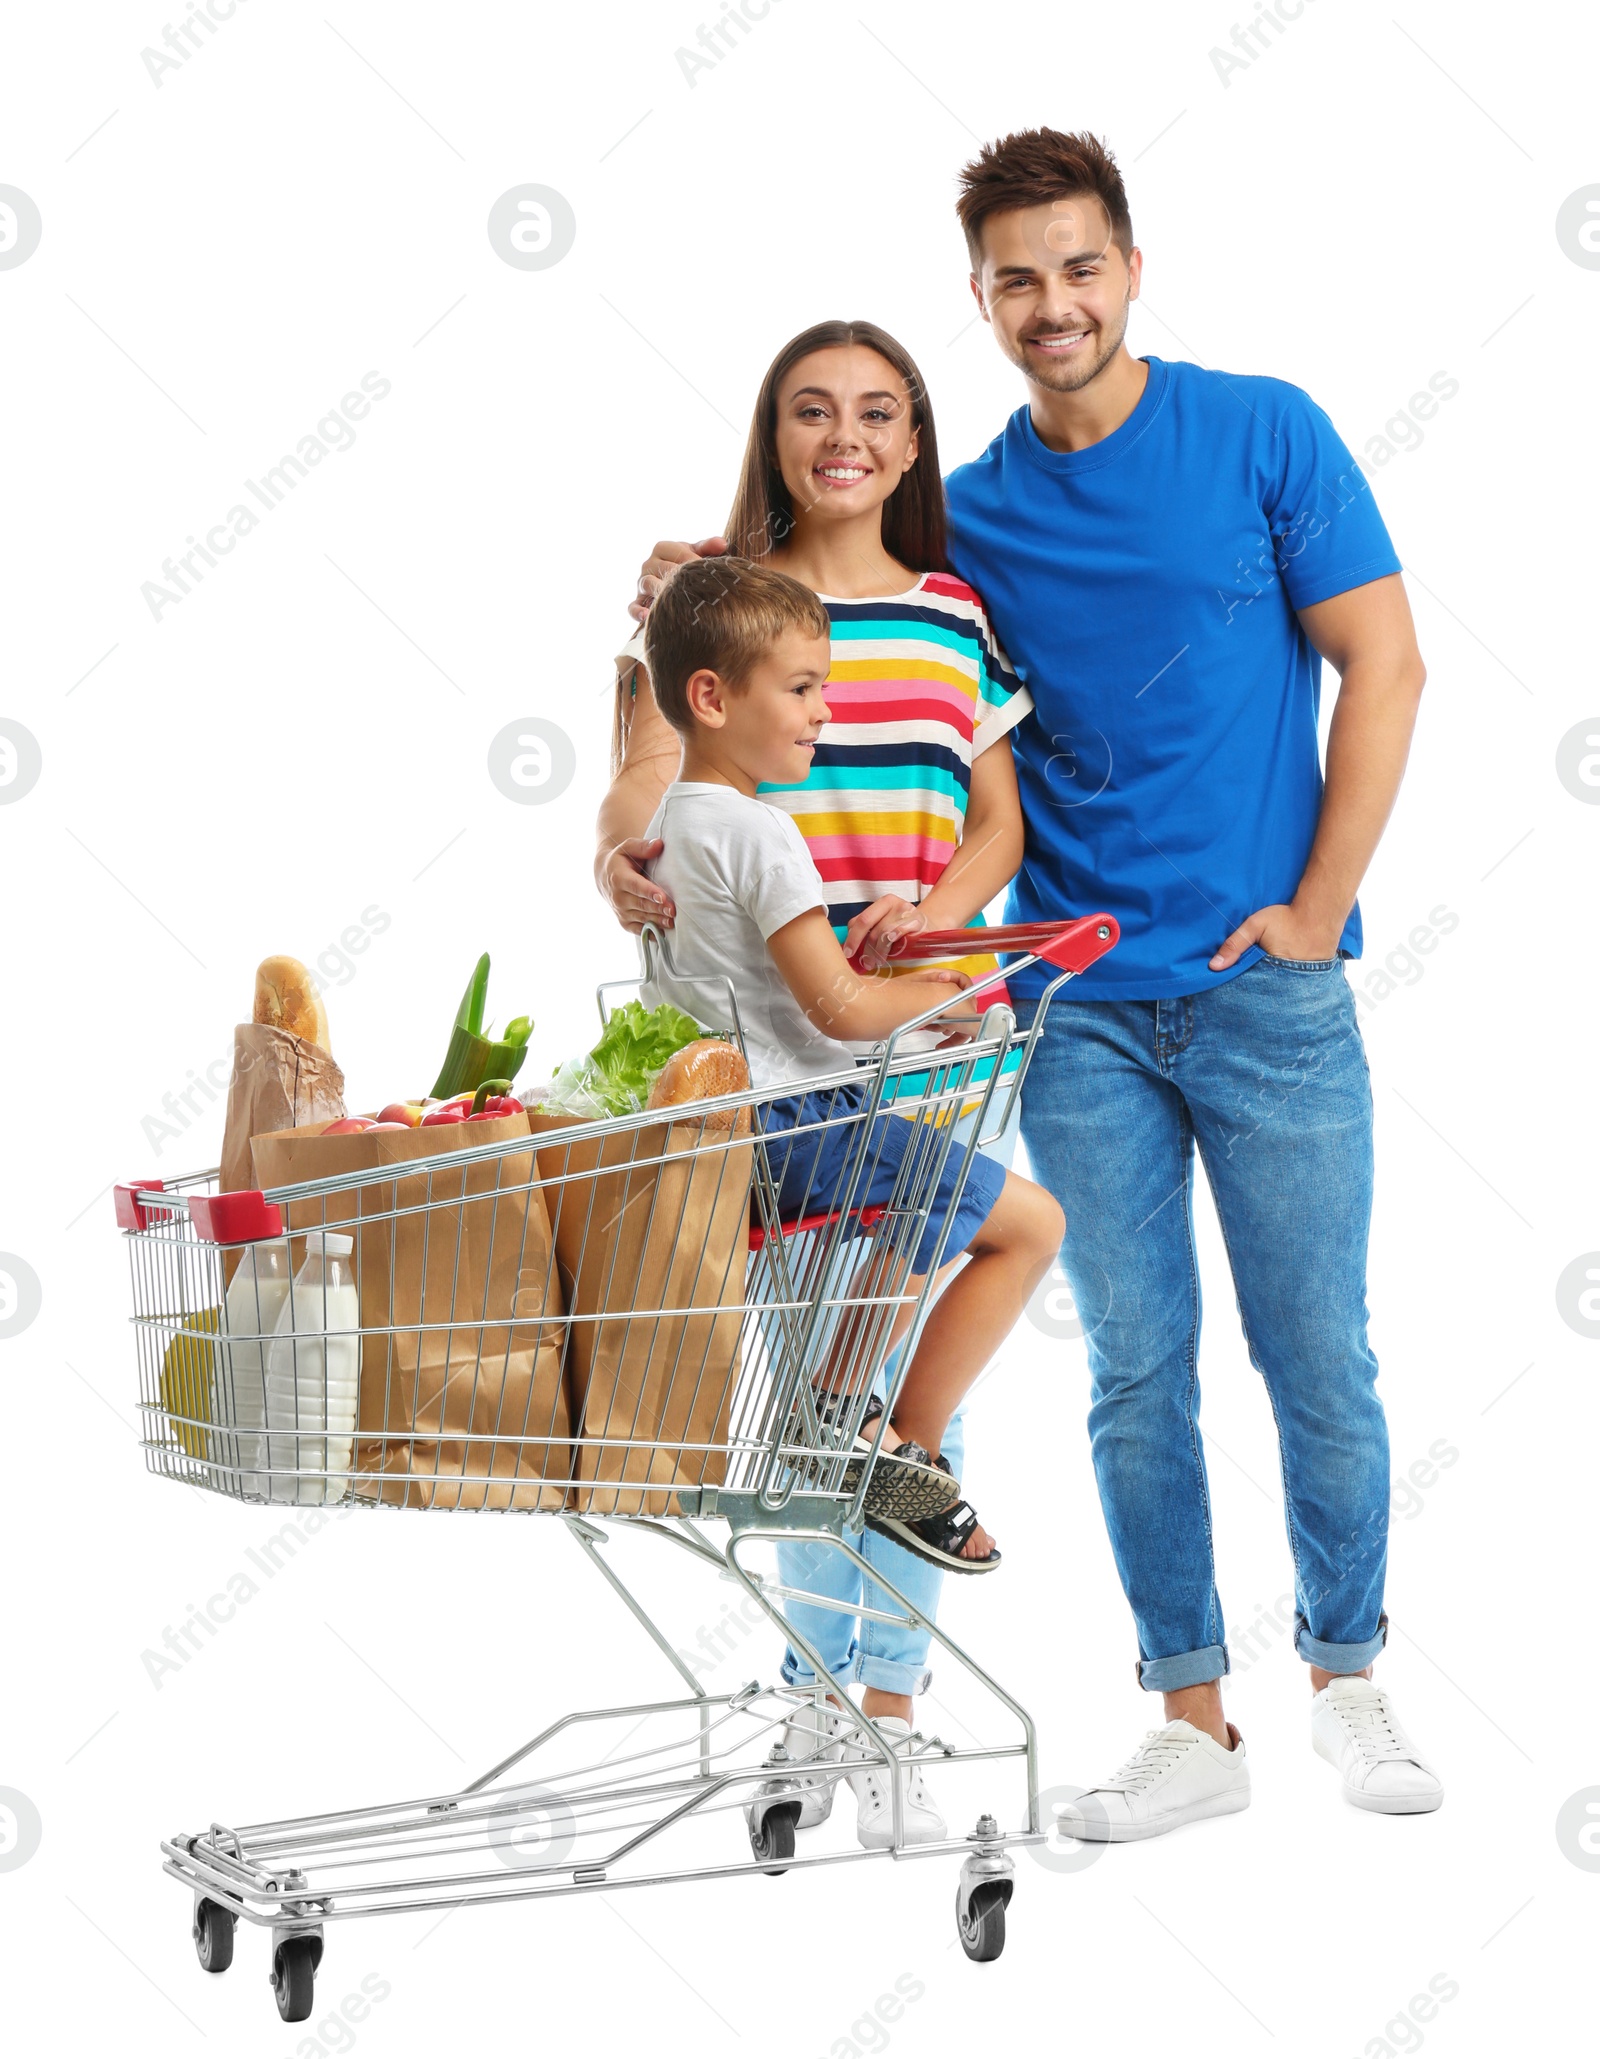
[249,1114,570,1510]
[219,1025,347,1283]
[531,1103,752,1516]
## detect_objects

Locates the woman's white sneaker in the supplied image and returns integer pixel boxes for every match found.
[778,1703,851,1828]
[844,1716,948,1849]
[1311,1678,1444,1813]
[1056,1720,1251,1843]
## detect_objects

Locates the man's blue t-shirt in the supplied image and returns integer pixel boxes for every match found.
[944,356,1401,1001]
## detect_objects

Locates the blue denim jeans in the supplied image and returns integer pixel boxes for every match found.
[1017,956,1389,1691]
[776,1101,1019,1698]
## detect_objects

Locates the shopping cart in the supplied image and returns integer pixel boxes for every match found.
[117,913,1117,2021]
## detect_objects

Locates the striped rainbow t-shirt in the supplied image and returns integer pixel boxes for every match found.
[756,571,1031,996]
[619,569,1032,1093]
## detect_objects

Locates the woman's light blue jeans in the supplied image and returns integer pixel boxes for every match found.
[776,1100,1019,1699]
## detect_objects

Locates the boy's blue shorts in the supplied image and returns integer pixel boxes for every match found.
[757,1079,1006,1277]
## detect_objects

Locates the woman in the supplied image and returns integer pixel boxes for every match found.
[594,320,1033,1850]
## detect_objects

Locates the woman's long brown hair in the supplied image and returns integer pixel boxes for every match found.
[612,320,946,773]
[725,319,948,572]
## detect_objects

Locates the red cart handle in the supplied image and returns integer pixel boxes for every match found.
[114,1180,170,1232]
[856,913,1119,978]
[187,1191,284,1243]
[114,1182,285,1241]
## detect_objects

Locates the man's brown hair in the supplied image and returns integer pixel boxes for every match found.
[643,556,830,737]
[956,128,1133,265]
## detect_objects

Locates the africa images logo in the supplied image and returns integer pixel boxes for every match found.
[140,373,392,621]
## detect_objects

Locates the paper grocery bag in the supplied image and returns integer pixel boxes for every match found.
[219,1024,347,1284]
[530,1101,752,1516]
[249,1114,570,1510]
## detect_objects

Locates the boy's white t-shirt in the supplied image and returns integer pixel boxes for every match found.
[640,782,857,1092]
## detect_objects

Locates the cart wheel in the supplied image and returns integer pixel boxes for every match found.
[749,1800,800,1874]
[192,1899,235,1974]
[956,1880,1009,1963]
[271,1938,317,2022]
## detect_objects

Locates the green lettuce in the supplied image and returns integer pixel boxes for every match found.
[544,999,704,1117]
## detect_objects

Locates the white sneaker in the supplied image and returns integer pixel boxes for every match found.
[843,1716,948,1850]
[1311,1677,1444,1814]
[1058,1720,1251,1843]
[778,1703,851,1829]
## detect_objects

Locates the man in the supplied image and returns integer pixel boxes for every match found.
[625,127,1440,1836]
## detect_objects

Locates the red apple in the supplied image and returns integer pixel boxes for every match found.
[324,1116,377,1135]
[368,1121,410,1131]
[377,1101,426,1128]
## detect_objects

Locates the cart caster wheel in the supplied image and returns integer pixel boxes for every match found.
[956,1880,1010,1963]
[749,1800,800,1874]
[193,1899,235,1974]
[271,1938,318,2022]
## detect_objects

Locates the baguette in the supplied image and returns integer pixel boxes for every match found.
[252,955,330,1052]
[647,1038,751,1131]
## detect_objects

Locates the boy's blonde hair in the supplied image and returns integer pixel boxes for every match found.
[643,557,830,736]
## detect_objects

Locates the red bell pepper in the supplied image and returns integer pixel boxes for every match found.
[421,1080,519,1126]
[466,1078,521,1121]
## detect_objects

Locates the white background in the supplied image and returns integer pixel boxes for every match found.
[2,0,1596,2051]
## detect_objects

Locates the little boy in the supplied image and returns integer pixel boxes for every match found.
[639,556,1063,1573]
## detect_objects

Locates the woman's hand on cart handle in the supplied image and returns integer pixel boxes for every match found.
[600,839,675,934]
[628,537,730,626]
[879,915,1120,977]
[842,895,927,972]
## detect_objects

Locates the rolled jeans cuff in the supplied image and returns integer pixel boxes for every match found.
[1294,1612,1387,1674]
[856,1654,932,1698]
[780,1646,848,1692]
[779,1648,932,1699]
[1135,1644,1230,1692]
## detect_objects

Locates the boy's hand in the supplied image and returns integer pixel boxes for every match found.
[908,968,979,1042]
[628,537,729,625]
[842,895,926,971]
[599,839,675,934]
[769,912,977,1045]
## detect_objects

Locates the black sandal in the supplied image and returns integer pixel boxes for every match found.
[866,1459,1001,1575]
[822,1397,961,1523]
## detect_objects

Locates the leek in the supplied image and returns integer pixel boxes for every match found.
[429,954,533,1098]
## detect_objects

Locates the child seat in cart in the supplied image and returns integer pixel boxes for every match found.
[117,914,1117,2021]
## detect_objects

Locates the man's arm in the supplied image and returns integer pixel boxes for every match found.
[767,908,970,1043]
[627,536,729,625]
[1210,572,1426,968]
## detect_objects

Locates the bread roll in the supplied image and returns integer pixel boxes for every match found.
[647,1038,750,1131]
[253,955,330,1052]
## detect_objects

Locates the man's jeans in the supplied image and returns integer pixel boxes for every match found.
[776,1103,1018,1699]
[1018,956,1389,1690]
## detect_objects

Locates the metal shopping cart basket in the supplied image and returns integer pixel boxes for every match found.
[116,914,1116,2021]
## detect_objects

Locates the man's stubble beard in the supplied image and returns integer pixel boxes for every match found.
[1008,287,1132,395]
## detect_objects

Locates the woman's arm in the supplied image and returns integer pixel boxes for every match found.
[841,737,1025,969]
[918,734,1024,928]
[595,657,682,932]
